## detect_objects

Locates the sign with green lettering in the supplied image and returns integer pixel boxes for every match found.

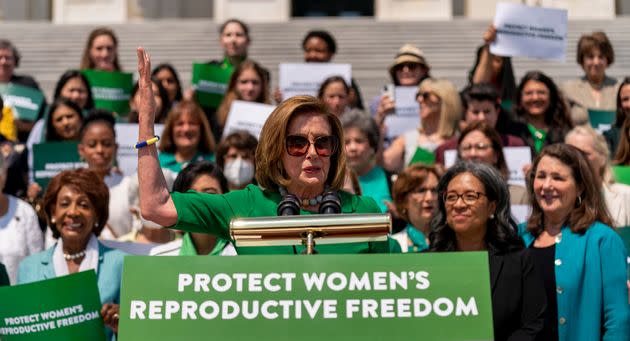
[32,142,85,188]
[0,271,106,340]
[191,63,232,109]
[119,253,493,340]
[0,83,45,121]
[82,69,133,115]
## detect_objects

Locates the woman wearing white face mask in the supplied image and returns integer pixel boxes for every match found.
[216,131,257,190]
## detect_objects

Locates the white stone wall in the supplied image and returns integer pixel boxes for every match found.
[375,0,452,20]
[214,0,289,23]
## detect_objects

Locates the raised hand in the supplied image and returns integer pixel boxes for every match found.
[483,25,497,45]
[136,47,156,127]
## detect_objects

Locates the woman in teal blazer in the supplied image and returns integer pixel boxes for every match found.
[17,169,126,340]
[17,242,125,305]
[522,144,629,340]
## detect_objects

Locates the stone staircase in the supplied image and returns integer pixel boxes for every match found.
[3,17,630,107]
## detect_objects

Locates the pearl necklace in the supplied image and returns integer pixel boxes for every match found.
[279,187,325,207]
[63,250,86,261]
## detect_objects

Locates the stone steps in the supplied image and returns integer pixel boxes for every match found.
[2,18,629,107]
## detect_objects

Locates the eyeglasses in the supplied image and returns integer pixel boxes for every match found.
[443,191,486,206]
[459,143,492,153]
[285,135,338,157]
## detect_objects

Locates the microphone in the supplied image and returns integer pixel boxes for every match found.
[319,191,341,214]
[277,194,300,216]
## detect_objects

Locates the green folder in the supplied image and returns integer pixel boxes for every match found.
[612,165,630,186]
[588,109,615,131]
[82,69,133,115]
[191,62,233,109]
[0,83,45,121]
[32,142,85,188]
[408,147,436,166]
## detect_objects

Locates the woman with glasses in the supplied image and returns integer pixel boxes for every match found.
[383,78,462,173]
[430,162,546,340]
[134,48,399,254]
[457,122,528,205]
[521,144,628,340]
[391,164,442,252]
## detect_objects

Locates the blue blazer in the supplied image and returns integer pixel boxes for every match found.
[520,221,629,341]
[17,241,126,304]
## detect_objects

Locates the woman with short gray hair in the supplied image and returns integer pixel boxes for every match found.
[565,125,630,227]
[341,111,392,212]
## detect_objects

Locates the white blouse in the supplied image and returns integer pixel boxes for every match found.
[0,195,43,284]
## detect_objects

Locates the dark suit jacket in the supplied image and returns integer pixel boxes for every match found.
[489,248,547,341]
[0,262,9,286]
[504,121,570,157]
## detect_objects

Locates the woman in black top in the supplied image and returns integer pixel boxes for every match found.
[430,162,546,341]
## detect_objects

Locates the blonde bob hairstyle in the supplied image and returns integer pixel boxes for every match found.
[159,99,216,154]
[565,125,613,183]
[417,78,462,138]
[255,95,346,192]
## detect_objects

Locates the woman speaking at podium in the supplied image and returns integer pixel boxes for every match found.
[135,48,399,254]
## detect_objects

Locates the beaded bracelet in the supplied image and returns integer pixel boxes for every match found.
[134,135,160,150]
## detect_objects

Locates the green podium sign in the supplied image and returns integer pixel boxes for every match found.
[0,271,106,340]
[119,253,494,341]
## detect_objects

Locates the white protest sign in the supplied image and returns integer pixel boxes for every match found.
[384,86,421,142]
[223,100,276,140]
[100,240,157,255]
[504,146,531,187]
[444,146,530,187]
[115,123,164,176]
[491,3,568,61]
[444,149,457,168]
[511,205,531,224]
[279,63,351,99]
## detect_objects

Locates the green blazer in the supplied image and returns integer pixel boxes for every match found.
[170,184,401,254]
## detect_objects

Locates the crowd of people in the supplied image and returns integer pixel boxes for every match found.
[0,18,628,340]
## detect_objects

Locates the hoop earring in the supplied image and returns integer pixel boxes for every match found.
[576,195,582,206]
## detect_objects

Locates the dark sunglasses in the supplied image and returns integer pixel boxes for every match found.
[285,135,338,157]
[416,91,435,101]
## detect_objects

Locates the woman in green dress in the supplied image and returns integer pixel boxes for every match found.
[135,47,399,254]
